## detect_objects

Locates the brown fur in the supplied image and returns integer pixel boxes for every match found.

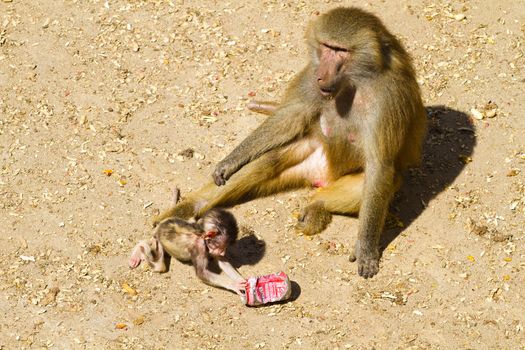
[155,7,427,278]
[130,209,245,294]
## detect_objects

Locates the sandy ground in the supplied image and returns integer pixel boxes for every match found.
[1,0,524,349]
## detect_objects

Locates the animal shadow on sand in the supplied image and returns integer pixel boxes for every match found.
[227,227,301,301]
[227,226,266,267]
[380,105,477,251]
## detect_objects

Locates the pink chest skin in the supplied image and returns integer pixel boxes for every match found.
[321,114,357,143]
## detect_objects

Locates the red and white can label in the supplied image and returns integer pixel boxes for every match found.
[243,271,292,306]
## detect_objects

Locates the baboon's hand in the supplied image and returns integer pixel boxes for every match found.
[213,158,238,186]
[354,243,380,279]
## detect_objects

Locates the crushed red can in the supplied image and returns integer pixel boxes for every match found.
[242,271,292,306]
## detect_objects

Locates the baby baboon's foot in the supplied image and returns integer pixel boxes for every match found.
[128,243,146,269]
[128,256,142,269]
[295,201,332,236]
